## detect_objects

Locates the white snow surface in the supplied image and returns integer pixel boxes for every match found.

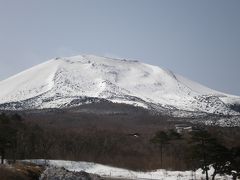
[23,159,231,180]
[0,55,239,115]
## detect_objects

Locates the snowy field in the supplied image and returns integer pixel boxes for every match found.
[23,159,231,180]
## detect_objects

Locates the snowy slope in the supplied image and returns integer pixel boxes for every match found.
[0,55,239,116]
[24,159,232,180]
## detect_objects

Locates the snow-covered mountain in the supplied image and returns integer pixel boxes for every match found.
[0,55,240,116]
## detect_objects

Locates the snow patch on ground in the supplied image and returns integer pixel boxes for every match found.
[23,159,231,180]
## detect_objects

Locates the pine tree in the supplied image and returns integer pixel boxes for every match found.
[151,131,170,168]
[208,142,231,180]
[0,113,23,164]
[229,147,240,180]
[188,130,214,180]
[0,113,17,164]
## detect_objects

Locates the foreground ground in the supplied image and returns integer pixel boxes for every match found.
[0,159,235,180]
[25,159,233,180]
[0,163,43,180]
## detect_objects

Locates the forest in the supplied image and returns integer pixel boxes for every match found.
[0,111,240,180]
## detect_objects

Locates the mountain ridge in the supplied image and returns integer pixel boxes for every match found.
[0,55,239,117]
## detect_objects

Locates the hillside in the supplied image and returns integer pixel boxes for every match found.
[0,55,239,117]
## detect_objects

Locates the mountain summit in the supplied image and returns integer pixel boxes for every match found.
[0,55,239,116]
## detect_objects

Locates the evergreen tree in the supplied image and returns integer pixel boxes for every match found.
[0,113,17,164]
[229,147,240,180]
[0,113,25,163]
[167,129,182,140]
[151,131,170,167]
[188,130,238,180]
[208,142,231,180]
[188,130,214,180]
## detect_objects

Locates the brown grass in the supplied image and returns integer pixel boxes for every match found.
[0,163,44,180]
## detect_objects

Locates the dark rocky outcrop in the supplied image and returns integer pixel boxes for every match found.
[40,167,103,180]
[229,103,240,113]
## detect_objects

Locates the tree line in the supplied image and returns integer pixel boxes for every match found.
[151,129,240,180]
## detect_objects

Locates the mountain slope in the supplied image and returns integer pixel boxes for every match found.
[0,55,239,116]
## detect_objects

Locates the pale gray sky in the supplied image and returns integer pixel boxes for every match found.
[0,0,240,95]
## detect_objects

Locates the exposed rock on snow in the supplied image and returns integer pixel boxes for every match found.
[40,167,102,180]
